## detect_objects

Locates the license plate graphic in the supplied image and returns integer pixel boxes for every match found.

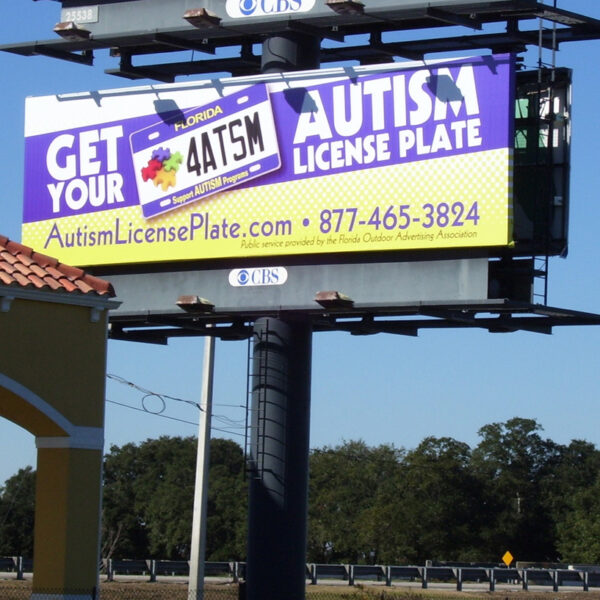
[130,84,281,219]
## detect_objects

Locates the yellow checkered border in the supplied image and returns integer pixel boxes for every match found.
[23,148,512,266]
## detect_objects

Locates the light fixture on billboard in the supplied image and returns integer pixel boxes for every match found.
[183,8,222,28]
[325,0,364,15]
[315,290,354,309]
[176,295,215,313]
[53,21,91,40]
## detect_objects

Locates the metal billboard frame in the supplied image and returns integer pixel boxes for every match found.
[6,1,600,338]
[2,2,600,82]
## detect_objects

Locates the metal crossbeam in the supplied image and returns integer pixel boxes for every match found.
[3,3,600,81]
[108,300,600,344]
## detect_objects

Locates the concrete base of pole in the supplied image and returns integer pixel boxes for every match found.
[246,317,312,600]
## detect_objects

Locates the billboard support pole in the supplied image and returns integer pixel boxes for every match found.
[247,316,313,600]
[245,37,319,600]
[246,36,319,600]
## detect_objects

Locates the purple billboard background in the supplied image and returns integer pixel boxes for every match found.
[23,113,155,222]
[23,53,513,223]
[264,53,514,186]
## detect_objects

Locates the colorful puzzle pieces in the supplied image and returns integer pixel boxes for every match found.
[140,147,179,191]
[141,159,163,182]
[163,151,183,173]
[151,147,171,163]
[153,167,177,192]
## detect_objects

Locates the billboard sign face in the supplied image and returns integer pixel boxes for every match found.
[22,53,514,267]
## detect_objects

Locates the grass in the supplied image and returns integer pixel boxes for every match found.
[2,580,600,600]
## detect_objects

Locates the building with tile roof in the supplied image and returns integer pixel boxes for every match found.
[0,234,115,297]
[0,234,118,598]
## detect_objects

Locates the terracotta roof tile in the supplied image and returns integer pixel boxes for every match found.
[28,274,47,289]
[32,252,59,269]
[6,240,33,257]
[0,235,115,298]
[0,262,16,275]
[12,272,31,287]
[45,265,65,280]
[59,278,79,293]
[29,264,48,278]
[73,279,94,294]
[43,277,63,291]
[82,274,113,295]
[59,263,85,281]
[18,253,34,267]
[14,263,32,277]
[0,251,18,266]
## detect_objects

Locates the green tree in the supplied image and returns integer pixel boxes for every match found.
[205,439,247,560]
[102,436,247,560]
[0,466,36,556]
[556,472,600,563]
[381,436,482,563]
[541,439,600,529]
[544,440,600,563]
[470,417,560,561]
[350,443,405,565]
[102,440,152,559]
[135,436,197,559]
[5,424,600,566]
[308,441,403,564]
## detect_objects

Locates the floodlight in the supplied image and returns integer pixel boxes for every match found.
[176,295,215,313]
[183,8,222,29]
[315,290,354,309]
[326,0,364,16]
[53,21,91,40]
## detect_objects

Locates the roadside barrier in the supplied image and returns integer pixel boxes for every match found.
[3,557,600,593]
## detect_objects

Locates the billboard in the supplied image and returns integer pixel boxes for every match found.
[22,53,514,267]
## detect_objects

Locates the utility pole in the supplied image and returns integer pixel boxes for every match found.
[188,334,215,600]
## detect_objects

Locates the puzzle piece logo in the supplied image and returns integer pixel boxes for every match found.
[140,147,183,191]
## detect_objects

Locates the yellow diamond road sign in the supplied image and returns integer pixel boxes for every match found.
[503,551,514,566]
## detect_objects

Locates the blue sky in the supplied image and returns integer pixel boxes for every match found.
[1,1,600,487]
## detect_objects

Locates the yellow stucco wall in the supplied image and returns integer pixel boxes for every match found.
[0,297,107,432]
[0,386,67,437]
[33,447,103,592]
[0,293,111,597]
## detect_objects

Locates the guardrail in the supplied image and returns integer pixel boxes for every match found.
[102,559,245,583]
[316,564,600,591]
[3,557,600,591]
[0,557,32,580]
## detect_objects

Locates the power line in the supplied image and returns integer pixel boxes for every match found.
[106,373,247,410]
[107,373,201,410]
[106,399,198,426]
[105,398,246,439]
[106,372,248,439]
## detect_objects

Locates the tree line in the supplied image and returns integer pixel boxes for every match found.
[1,417,600,565]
